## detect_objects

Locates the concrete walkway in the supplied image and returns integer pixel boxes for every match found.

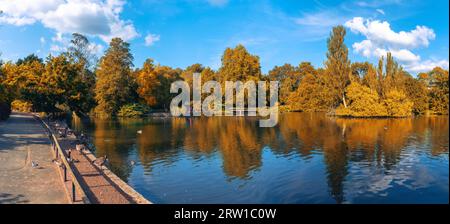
[0,113,68,204]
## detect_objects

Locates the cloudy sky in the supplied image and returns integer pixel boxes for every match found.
[0,0,448,74]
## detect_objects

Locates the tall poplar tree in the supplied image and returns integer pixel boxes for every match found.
[324,25,351,108]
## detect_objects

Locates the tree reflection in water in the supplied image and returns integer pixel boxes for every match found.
[71,113,449,203]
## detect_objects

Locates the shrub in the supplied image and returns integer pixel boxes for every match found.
[336,82,387,117]
[117,103,150,117]
[11,100,33,112]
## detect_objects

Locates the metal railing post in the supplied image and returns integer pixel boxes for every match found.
[72,181,76,202]
[63,165,67,182]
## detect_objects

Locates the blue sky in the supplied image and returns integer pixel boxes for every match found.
[0,0,448,74]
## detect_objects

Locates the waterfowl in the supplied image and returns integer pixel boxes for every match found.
[94,155,109,167]
[31,161,39,168]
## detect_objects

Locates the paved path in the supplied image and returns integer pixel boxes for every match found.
[0,113,68,204]
[58,135,133,204]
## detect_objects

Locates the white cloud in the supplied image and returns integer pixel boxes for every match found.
[295,11,345,28]
[376,9,385,15]
[345,17,435,49]
[206,0,229,7]
[352,40,420,63]
[145,34,160,46]
[40,37,46,44]
[0,0,138,43]
[404,60,449,73]
[345,17,448,73]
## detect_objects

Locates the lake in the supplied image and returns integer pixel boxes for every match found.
[70,113,449,204]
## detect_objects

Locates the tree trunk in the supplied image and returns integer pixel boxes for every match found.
[342,94,347,108]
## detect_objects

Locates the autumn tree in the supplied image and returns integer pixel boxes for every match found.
[0,55,11,120]
[2,55,45,110]
[360,63,379,92]
[181,63,204,87]
[287,69,333,112]
[218,44,261,83]
[136,59,181,110]
[268,63,300,105]
[383,89,413,117]
[136,59,160,107]
[324,25,351,108]
[200,67,217,82]
[401,73,428,114]
[428,67,449,114]
[94,38,136,117]
[335,82,387,117]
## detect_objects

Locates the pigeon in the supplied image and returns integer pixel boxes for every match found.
[94,155,109,167]
[52,159,62,167]
[31,161,39,168]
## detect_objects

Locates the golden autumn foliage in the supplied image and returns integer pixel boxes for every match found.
[428,67,449,114]
[1,26,448,118]
[136,59,160,107]
[135,59,181,110]
[218,44,261,83]
[383,89,414,117]
[335,82,387,117]
[11,99,33,112]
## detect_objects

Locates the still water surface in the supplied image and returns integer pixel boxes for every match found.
[70,113,449,203]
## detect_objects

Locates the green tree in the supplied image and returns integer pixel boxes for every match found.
[94,38,135,117]
[16,54,43,66]
[65,33,97,116]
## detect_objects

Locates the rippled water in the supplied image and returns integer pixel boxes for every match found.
[70,113,449,204]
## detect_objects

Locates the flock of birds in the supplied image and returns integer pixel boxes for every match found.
[32,121,140,170]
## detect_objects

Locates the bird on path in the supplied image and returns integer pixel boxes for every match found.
[94,155,109,167]
[31,161,39,168]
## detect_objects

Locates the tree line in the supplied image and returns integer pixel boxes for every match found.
[0,25,448,120]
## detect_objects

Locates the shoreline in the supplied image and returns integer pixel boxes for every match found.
[37,114,151,204]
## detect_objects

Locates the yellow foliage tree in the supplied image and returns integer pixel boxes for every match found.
[335,82,387,117]
[383,89,413,117]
